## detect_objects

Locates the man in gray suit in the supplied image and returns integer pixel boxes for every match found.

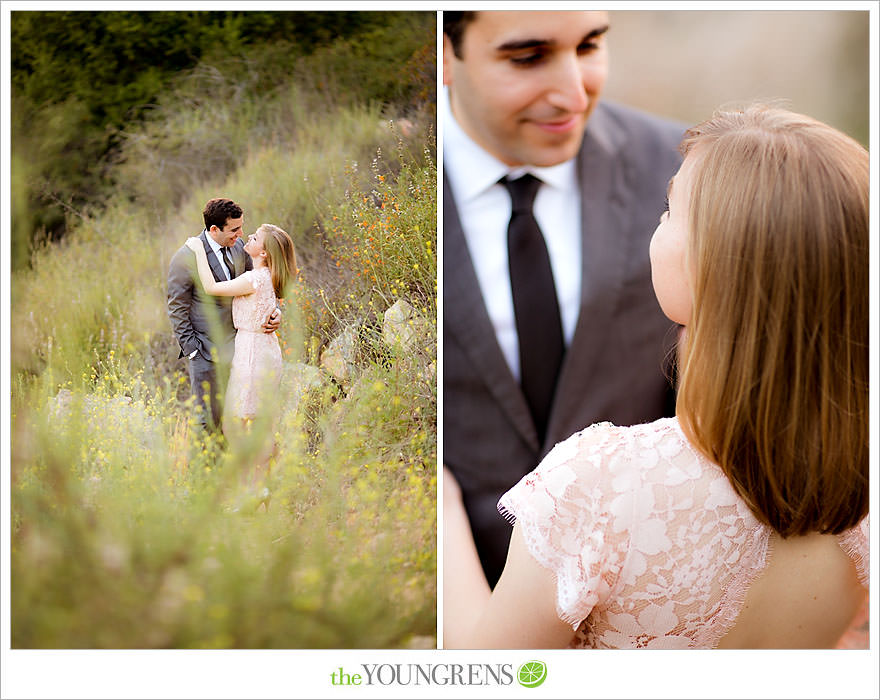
[167,197,279,431]
[443,11,684,586]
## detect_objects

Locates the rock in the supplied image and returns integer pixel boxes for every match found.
[279,362,327,416]
[383,299,426,351]
[380,118,415,138]
[48,388,75,417]
[320,325,359,384]
[49,389,161,450]
[287,362,324,392]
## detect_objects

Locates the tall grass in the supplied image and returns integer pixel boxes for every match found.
[11,33,436,649]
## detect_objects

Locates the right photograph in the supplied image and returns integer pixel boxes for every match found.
[441,10,869,650]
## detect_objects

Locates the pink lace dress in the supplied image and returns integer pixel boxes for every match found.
[225,267,282,420]
[498,417,869,649]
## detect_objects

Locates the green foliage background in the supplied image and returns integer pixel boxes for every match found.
[11,10,437,649]
[10,10,434,271]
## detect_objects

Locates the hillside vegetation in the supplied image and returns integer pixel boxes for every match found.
[11,12,437,649]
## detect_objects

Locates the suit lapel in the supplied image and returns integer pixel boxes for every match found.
[232,241,249,277]
[546,107,629,446]
[445,108,635,454]
[444,174,539,451]
[199,230,227,283]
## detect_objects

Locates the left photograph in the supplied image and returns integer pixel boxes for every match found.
[9,10,437,648]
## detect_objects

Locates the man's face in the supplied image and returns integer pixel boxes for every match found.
[444,11,609,167]
[209,216,243,247]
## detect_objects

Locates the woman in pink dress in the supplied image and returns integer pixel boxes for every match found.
[444,104,869,649]
[185,224,298,492]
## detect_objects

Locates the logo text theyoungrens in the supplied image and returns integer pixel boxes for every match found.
[330,664,515,686]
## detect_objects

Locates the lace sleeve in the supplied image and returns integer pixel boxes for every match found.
[240,269,259,291]
[498,423,634,629]
[838,515,869,588]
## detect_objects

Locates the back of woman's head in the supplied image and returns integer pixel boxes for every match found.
[676,104,868,537]
[257,224,299,299]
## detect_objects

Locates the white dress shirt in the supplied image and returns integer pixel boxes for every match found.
[204,229,233,281]
[188,230,232,359]
[443,87,582,381]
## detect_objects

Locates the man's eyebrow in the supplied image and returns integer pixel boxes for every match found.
[496,38,553,52]
[583,25,610,41]
[496,25,609,52]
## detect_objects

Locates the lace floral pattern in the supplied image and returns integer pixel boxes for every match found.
[838,516,870,587]
[226,268,282,420]
[498,417,869,649]
[232,268,278,333]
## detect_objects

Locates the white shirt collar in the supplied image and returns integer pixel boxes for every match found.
[442,86,577,203]
[203,229,225,256]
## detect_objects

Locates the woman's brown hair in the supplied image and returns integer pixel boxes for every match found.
[676,104,868,537]
[257,223,299,299]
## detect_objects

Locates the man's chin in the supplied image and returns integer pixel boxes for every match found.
[522,140,583,168]
[515,125,585,167]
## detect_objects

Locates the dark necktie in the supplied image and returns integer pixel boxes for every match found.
[502,174,565,444]
[220,246,235,280]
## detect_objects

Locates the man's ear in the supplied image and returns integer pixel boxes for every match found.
[442,34,455,87]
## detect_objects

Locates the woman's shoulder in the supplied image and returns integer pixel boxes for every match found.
[498,418,724,626]
[553,415,683,448]
[516,417,742,526]
[241,266,272,287]
[503,419,688,508]
[542,417,700,481]
[838,515,870,588]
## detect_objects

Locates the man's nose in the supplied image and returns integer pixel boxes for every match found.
[545,53,589,114]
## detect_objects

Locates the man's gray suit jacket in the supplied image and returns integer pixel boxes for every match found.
[167,230,252,365]
[444,101,685,586]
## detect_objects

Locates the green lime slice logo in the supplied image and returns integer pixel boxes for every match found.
[517,660,547,688]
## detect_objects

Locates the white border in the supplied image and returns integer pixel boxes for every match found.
[2,2,878,699]
[435,6,445,655]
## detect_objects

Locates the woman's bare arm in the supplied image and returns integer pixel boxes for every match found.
[185,237,254,297]
[443,467,492,647]
[442,467,575,649]
[462,523,575,648]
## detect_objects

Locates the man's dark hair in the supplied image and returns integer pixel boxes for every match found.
[203,198,243,231]
[443,11,477,59]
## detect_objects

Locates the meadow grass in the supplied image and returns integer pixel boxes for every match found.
[11,72,436,648]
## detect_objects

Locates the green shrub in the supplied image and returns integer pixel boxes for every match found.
[11,11,435,271]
